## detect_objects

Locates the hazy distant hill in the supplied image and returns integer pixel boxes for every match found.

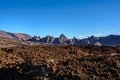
[0,30,32,40]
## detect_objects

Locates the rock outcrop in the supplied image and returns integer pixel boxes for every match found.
[28,34,120,46]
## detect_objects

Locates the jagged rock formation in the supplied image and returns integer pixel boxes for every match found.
[28,34,120,46]
[59,34,68,44]
[29,36,40,41]
[39,35,54,44]
[1,30,120,46]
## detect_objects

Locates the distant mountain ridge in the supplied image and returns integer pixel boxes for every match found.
[0,30,120,46]
[0,30,32,40]
[29,34,120,46]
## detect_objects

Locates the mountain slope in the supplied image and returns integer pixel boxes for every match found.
[0,30,32,40]
[0,30,14,39]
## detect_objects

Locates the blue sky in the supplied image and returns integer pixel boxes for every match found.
[0,0,120,38]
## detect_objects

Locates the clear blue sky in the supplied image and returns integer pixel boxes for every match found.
[0,0,120,38]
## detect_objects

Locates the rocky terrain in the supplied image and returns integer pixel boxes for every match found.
[0,45,120,80]
[0,30,120,80]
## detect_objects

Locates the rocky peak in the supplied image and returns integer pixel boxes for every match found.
[44,35,54,43]
[73,36,78,40]
[89,35,100,40]
[89,35,95,39]
[59,34,67,40]
[46,35,51,39]
[33,36,40,40]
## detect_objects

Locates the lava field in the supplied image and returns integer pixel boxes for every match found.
[0,45,120,80]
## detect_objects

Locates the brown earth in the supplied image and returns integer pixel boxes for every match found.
[0,37,40,47]
[0,45,120,80]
